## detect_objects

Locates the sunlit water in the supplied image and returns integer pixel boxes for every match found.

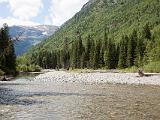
[0,74,160,120]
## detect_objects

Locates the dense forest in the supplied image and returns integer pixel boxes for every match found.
[0,24,16,75]
[20,0,160,72]
[21,23,158,72]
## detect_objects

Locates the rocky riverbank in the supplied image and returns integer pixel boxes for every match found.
[34,70,160,85]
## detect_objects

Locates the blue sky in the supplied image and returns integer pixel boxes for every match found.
[0,0,89,26]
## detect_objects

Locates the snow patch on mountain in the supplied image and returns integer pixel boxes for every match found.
[9,25,59,56]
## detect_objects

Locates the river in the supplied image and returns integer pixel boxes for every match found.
[0,74,160,120]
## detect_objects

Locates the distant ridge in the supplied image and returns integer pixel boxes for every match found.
[9,25,58,56]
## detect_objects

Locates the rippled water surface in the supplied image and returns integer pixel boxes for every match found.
[0,75,160,120]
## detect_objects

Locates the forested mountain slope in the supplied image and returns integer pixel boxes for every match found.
[27,0,160,52]
[23,0,160,72]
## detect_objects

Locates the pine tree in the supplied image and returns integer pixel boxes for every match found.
[134,38,146,67]
[5,42,16,72]
[76,31,84,68]
[142,23,151,40]
[0,23,16,74]
[118,35,128,68]
[81,51,86,69]
[104,38,116,69]
[93,40,101,69]
[104,50,108,69]
[100,28,109,68]
[115,44,120,68]
[104,27,109,47]
[127,30,138,67]
[89,40,95,68]
[70,41,78,68]
[142,40,153,65]
[56,50,61,69]
[63,37,70,69]
[85,35,92,68]
[110,42,117,69]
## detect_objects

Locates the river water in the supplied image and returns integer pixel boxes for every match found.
[0,75,160,120]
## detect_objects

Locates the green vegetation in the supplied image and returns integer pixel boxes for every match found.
[25,0,160,72]
[0,24,17,75]
[0,69,5,76]
[16,56,41,72]
[121,66,138,73]
[24,26,156,71]
[16,64,41,72]
[0,24,41,76]
[144,62,160,73]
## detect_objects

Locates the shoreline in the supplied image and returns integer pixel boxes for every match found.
[0,69,54,81]
[34,70,160,86]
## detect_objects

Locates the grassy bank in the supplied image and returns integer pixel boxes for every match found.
[120,61,160,73]
[144,62,160,73]
[69,61,160,74]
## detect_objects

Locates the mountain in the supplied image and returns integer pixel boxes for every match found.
[9,25,58,56]
[26,0,160,54]
[24,0,160,72]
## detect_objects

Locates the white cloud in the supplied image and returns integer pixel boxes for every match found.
[0,0,43,26]
[0,0,89,26]
[0,17,39,26]
[0,0,8,3]
[46,0,89,26]
[9,0,43,20]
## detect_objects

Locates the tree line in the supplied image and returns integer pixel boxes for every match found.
[29,23,153,70]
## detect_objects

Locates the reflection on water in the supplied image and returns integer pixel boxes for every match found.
[15,72,40,79]
[0,76,160,120]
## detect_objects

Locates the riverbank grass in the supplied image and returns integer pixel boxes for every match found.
[144,61,160,73]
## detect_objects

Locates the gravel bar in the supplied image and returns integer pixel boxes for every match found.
[34,70,160,85]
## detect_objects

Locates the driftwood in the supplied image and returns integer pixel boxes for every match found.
[0,76,7,81]
[138,69,145,77]
[0,76,14,81]
[138,69,154,77]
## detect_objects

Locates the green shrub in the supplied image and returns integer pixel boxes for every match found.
[0,69,5,76]
[144,61,160,73]
[27,65,41,72]
[17,65,28,72]
[17,64,41,72]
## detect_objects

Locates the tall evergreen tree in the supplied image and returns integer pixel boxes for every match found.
[80,51,86,68]
[89,39,95,68]
[100,28,109,68]
[63,37,70,69]
[70,41,78,68]
[127,30,138,67]
[134,37,146,67]
[85,35,92,68]
[0,23,16,74]
[76,31,84,68]
[118,35,128,68]
[104,38,116,69]
[142,23,152,40]
[93,40,101,69]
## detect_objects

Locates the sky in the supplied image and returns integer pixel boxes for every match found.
[0,0,89,26]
